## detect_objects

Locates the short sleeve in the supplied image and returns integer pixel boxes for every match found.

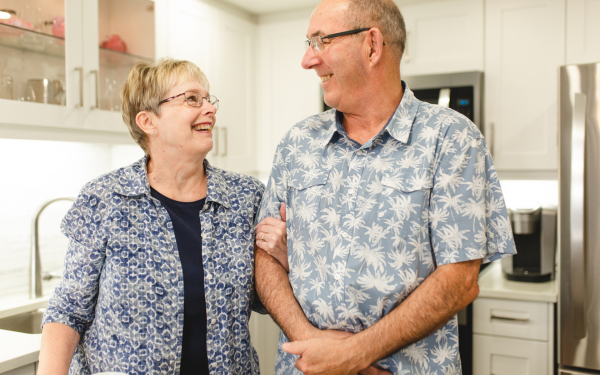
[429,119,516,266]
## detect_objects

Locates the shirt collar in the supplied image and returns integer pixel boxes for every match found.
[113,157,230,209]
[325,81,420,146]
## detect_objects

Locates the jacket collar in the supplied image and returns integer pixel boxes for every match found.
[113,157,230,209]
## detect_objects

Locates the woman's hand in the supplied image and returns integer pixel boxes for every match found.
[255,203,289,272]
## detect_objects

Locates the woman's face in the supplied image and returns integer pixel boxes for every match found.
[151,79,216,159]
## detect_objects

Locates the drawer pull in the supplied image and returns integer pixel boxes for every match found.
[490,314,529,323]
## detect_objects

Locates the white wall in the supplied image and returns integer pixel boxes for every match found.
[0,139,142,301]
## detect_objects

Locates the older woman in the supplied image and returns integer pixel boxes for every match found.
[38,58,264,375]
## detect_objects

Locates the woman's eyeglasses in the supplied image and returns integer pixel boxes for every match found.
[158,91,219,110]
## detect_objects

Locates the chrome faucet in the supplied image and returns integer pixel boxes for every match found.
[30,197,75,299]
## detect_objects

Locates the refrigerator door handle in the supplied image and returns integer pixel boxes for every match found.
[570,92,587,339]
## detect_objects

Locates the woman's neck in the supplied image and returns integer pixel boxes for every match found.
[146,152,207,202]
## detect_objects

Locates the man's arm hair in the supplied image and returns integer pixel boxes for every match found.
[348,259,481,368]
[255,247,317,341]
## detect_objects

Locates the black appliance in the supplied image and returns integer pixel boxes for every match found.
[502,207,557,282]
[403,71,484,130]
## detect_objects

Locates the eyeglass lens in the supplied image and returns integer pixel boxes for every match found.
[184,91,219,110]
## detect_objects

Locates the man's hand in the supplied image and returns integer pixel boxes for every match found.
[255,203,289,272]
[283,338,392,375]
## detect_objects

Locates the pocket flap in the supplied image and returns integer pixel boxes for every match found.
[288,169,331,190]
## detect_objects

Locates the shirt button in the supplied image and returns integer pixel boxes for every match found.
[334,273,341,280]
[211,318,217,325]
[342,233,350,239]
[348,189,356,195]
[206,273,213,280]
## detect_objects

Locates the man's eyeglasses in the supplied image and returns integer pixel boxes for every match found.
[158,91,219,110]
[304,28,372,53]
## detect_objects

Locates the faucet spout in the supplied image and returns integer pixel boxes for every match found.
[30,197,75,299]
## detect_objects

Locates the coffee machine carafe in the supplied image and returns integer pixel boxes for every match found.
[501,207,557,282]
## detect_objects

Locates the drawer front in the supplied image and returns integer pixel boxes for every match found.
[473,298,549,341]
[473,334,548,375]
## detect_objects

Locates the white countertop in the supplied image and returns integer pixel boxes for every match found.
[478,260,558,303]
[0,297,48,373]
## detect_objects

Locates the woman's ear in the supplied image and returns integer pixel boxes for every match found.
[136,111,156,135]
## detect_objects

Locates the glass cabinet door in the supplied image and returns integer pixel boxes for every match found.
[0,0,66,104]
[98,0,154,112]
[83,0,154,133]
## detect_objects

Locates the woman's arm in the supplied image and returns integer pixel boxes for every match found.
[37,322,80,375]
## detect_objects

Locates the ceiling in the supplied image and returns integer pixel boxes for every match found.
[220,0,320,15]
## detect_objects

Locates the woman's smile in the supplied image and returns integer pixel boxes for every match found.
[192,122,214,133]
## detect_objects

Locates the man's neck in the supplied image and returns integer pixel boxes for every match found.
[341,80,404,145]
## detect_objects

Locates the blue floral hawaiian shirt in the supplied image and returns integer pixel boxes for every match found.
[42,158,265,375]
[255,82,516,374]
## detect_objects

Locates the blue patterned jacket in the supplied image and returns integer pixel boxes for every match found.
[42,158,265,374]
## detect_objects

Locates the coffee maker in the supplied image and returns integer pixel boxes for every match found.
[502,207,557,282]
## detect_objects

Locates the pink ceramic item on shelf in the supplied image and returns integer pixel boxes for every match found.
[0,11,34,31]
[100,33,127,53]
[51,16,64,38]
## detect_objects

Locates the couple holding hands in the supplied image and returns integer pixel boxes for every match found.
[38,0,515,374]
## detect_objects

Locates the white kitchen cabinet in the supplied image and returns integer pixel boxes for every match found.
[473,297,555,375]
[484,0,564,171]
[0,0,154,141]
[155,0,256,174]
[255,14,322,180]
[566,0,600,64]
[399,0,484,77]
[473,334,548,375]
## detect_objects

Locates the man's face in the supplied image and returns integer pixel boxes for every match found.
[301,0,367,112]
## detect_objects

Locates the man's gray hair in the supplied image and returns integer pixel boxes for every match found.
[346,0,406,61]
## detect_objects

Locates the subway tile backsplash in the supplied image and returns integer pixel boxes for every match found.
[0,139,142,302]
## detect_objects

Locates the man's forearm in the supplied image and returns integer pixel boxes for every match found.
[255,248,316,341]
[348,259,481,369]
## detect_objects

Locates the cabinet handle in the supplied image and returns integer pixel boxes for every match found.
[490,314,529,323]
[221,127,228,157]
[404,31,411,63]
[75,67,83,108]
[488,122,495,158]
[90,70,99,109]
[213,127,219,156]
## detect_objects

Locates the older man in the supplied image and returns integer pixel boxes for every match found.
[254,0,516,374]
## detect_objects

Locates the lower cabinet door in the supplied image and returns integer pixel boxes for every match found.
[473,334,548,375]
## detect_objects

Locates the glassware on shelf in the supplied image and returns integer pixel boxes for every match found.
[27,79,65,105]
[0,56,13,100]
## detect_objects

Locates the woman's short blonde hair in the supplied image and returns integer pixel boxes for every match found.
[121,58,210,158]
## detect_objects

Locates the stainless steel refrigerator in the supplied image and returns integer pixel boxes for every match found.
[559,62,600,375]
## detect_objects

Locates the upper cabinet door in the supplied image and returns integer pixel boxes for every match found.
[485,0,565,171]
[83,0,155,134]
[399,0,484,77]
[0,0,83,129]
[566,0,600,65]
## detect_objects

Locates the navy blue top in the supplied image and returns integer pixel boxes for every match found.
[150,187,209,374]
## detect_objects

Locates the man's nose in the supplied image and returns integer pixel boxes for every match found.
[301,46,320,70]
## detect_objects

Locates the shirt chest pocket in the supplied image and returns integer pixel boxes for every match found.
[287,168,331,228]
[379,168,433,223]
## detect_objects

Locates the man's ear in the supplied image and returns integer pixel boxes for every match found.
[136,111,156,135]
[366,27,385,67]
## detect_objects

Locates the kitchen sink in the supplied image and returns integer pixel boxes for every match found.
[0,309,45,334]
